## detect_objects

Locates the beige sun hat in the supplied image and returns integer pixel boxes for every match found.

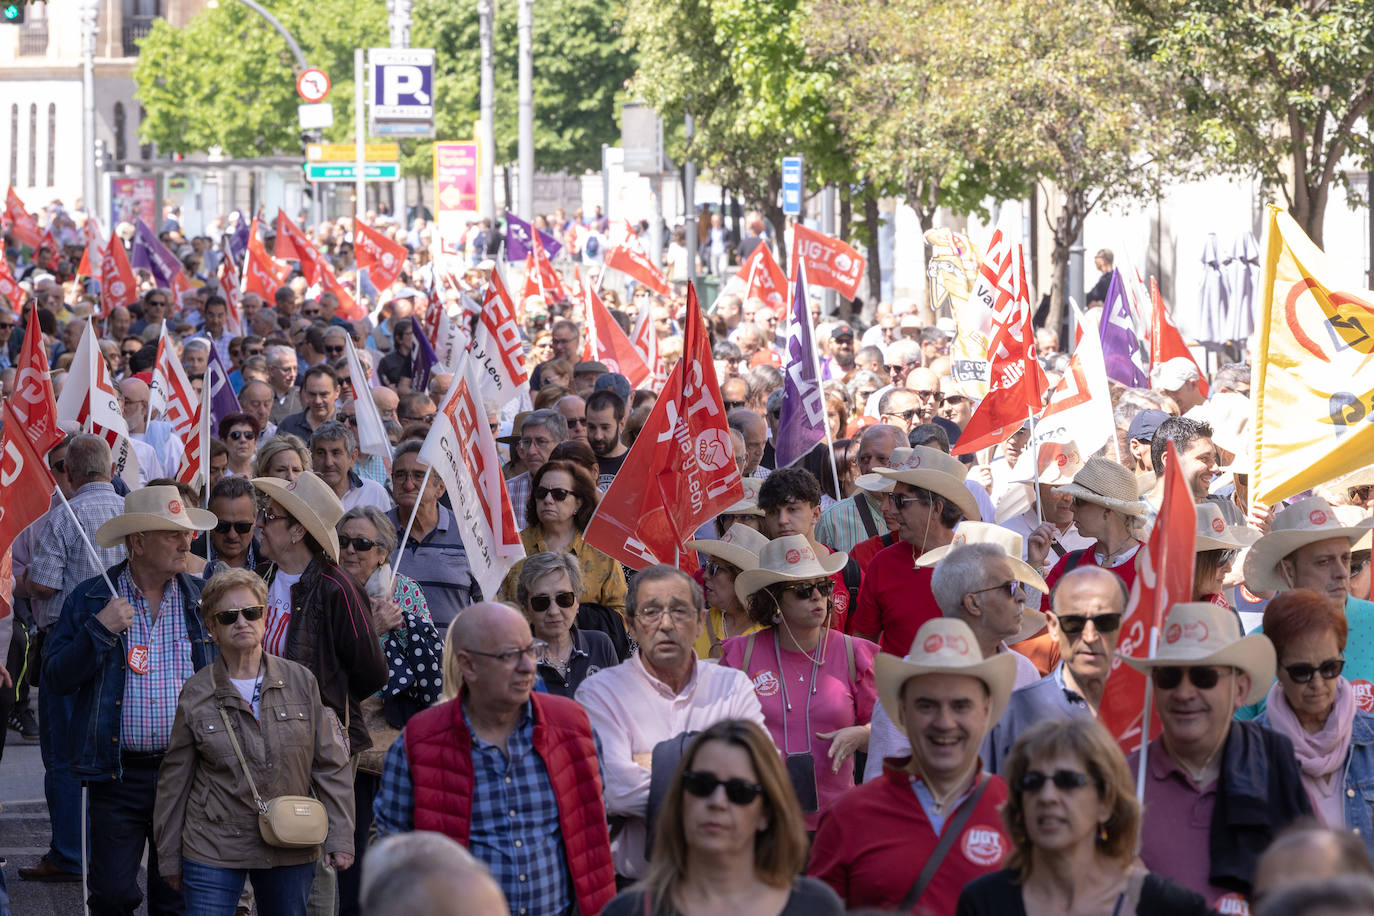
[1056,457,1148,516]
[875,617,1019,736]
[253,472,344,561]
[1241,496,1368,593]
[686,523,769,572]
[854,447,913,495]
[913,522,1049,644]
[872,445,983,522]
[1117,602,1275,704]
[733,534,848,605]
[1193,502,1254,551]
[95,485,218,548]
[719,477,765,517]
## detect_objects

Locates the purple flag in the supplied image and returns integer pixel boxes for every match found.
[1098,270,1149,388]
[503,211,563,262]
[131,219,181,289]
[410,315,439,394]
[774,269,827,469]
[228,219,250,264]
[205,345,241,432]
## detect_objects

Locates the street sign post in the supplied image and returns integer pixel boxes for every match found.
[782,155,804,217]
[305,162,400,182]
[368,47,435,138]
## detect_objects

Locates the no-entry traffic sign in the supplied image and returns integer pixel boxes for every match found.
[296,68,331,104]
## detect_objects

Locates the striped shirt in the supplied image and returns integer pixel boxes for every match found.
[117,567,195,752]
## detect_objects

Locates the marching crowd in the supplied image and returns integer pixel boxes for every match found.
[2,201,1374,916]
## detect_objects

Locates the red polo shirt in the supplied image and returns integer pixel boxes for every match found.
[848,540,940,656]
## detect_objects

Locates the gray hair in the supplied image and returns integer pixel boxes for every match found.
[265,344,296,368]
[392,438,426,465]
[310,419,357,453]
[1256,875,1374,916]
[886,338,921,367]
[626,564,704,618]
[65,433,113,485]
[337,506,398,555]
[930,543,1006,618]
[323,325,349,341]
[514,551,583,609]
[182,338,210,355]
[360,831,504,916]
[522,408,568,441]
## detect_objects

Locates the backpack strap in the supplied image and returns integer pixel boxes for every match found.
[1062,548,1090,574]
[853,493,880,539]
[844,634,856,693]
[741,631,758,673]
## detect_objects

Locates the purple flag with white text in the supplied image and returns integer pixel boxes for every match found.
[131,219,181,289]
[774,269,826,469]
[504,211,563,262]
[205,345,241,432]
[410,315,439,394]
[1098,270,1149,388]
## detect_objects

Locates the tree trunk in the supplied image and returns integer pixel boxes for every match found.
[839,187,852,243]
[1045,191,1086,338]
[863,190,882,318]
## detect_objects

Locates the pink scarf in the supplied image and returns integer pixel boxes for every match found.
[1265,678,1355,825]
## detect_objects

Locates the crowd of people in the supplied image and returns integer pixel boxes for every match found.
[2,201,1374,916]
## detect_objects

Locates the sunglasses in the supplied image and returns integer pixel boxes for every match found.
[227,430,255,441]
[1056,613,1122,636]
[784,579,834,600]
[565,417,587,428]
[214,520,253,535]
[886,407,920,422]
[913,390,944,403]
[214,605,265,626]
[340,536,380,553]
[50,458,66,473]
[534,486,575,502]
[971,579,1023,600]
[1151,665,1230,691]
[1349,485,1373,501]
[722,400,745,411]
[324,345,345,356]
[889,492,932,510]
[1018,769,1094,793]
[1283,658,1345,684]
[704,561,740,577]
[401,414,436,424]
[681,770,764,805]
[529,591,577,612]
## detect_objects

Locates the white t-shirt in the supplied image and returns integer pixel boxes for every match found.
[264,571,302,656]
[231,675,264,718]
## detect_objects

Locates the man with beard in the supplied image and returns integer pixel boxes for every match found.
[585,389,628,491]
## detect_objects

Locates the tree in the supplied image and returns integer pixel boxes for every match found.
[1119,0,1374,244]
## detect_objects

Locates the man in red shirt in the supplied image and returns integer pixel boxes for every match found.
[810,617,1015,912]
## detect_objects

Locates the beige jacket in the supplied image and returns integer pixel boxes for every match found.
[154,652,354,876]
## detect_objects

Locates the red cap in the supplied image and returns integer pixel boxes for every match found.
[749,348,782,369]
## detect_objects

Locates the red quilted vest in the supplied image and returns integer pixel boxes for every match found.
[404,693,616,915]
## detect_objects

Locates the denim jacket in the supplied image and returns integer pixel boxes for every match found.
[44,561,216,782]
[1340,712,1374,855]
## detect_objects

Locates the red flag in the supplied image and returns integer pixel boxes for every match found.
[952,233,1049,455]
[1099,441,1197,755]
[273,210,305,262]
[275,210,324,284]
[36,225,61,272]
[243,218,287,299]
[0,399,58,560]
[583,284,744,571]
[218,255,243,335]
[605,239,672,297]
[0,240,27,310]
[789,223,865,299]
[583,285,652,388]
[1148,277,1209,398]
[319,268,364,322]
[530,233,570,303]
[11,302,63,456]
[99,236,139,315]
[355,220,408,291]
[521,253,541,303]
[630,307,667,392]
[469,269,530,406]
[175,382,210,490]
[3,188,41,251]
[77,216,103,277]
[737,243,788,311]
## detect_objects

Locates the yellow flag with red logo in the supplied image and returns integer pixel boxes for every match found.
[1253,206,1374,503]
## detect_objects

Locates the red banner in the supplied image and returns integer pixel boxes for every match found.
[0,399,58,560]
[789,223,865,299]
[737,243,788,310]
[0,240,27,310]
[218,255,243,335]
[11,302,63,456]
[99,236,139,315]
[4,188,41,251]
[355,220,407,292]
[583,285,652,388]
[1149,277,1208,397]
[583,284,744,571]
[605,239,672,297]
[243,219,287,299]
[1100,441,1197,754]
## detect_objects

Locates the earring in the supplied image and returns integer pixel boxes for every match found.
[1097,821,1109,843]
[772,611,782,624]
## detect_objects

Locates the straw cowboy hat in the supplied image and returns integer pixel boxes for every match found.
[872,445,983,522]
[733,534,848,605]
[854,447,913,495]
[719,477,765,517]
[1242,496,1369,593]
[95,485,217,548]
[686,523,769,572]
[253,472,344,562]
[1055,457,1148,516]
[1193,502,1255,552]
[913,521,1048,643]
[1117,602,1276,705]
[875,617,1019,736]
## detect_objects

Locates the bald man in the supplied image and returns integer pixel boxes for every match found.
[372,385,399,424]
[904,367,943,424]
[1252,824,1374,903]
[361,832,509,916]
[120,377,184,479]
[372,603,614,915]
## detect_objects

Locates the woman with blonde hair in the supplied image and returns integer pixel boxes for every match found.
[603,719,843,916]
[956,718,1209,915]
[252,434,312,482]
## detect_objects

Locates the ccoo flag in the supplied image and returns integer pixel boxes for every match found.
[774,268,827,468]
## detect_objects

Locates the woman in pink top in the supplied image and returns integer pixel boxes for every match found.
[720,535,879,830]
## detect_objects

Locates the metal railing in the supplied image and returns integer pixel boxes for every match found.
[121,16,155,56]
[18,24,49,56]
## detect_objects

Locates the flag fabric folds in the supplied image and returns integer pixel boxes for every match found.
[470,270,530,407]
[4,188,41,250]
[1027,310,1114,460]
[736,244,787,310]
[1099,270,1150,388]
[55,318,139,487]
[604,239,672,297]
[410,316,439,395]
[355,220,408,292]
[582,284,652,389]
[1148,278,1208,397]
[774,269,827,468]
[504,211,563,262]
[789,223,865,300]
[11,302,64,457]
[0,399,58,561]
[99,235,139,315]
[345,338,393,463]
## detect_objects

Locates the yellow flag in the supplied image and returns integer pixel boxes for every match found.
[1252,206,1374,504]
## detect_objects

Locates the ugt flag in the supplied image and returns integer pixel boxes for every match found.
[774,269,826,468]
[504,211,563,262]
[1099,270,1149,388]
[0,399,58,561]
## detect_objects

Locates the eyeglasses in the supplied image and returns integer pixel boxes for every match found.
[0,323,13,330]
[1151,665,1230,691]
[722,400,745,411]
[227,430,255,441]
[784,579,834,600]
[400,413,436,424]
[970,580,1023,600]
[529,591,577,612]
[519,437,554,450]
[50,458,66,474]
[214,520,253,535]
[534,486,574,502]
[341,414,358,426]
[889,492,932,510]
[465,639,548,664]
[886,407,920,423]
[1019,769,1094,793]
[392,470,428,485]
[565,417,587,428]
[213,605,265,626]
[1283,658,1345,684]
[913,390,944,403]
[1212,548,1239,566]
[1055,613,1122,636]
[681,770,764,805]
[1349,485,1373,501]
[634,603,698,623]
[340,536,380,553]
[121,348,141,358]
[324,345,345,356]
[257,509,290,525]
[704,561,740,577]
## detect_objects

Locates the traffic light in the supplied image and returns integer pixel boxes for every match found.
[2,1,25,23]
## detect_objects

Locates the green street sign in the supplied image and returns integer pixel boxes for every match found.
[303,162,400,182]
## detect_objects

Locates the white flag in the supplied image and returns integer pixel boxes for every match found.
[55,318,140,487]
[345,337,394,463]
[418,354,525,599]
[1025,311,1115,460]
[468,269,529,407]
[148,323,198,435]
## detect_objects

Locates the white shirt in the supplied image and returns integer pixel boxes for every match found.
[574,652,765,879]
[264,570,301,656]
[340,477,392,513]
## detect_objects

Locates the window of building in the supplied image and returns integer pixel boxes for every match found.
[8,105,17,187]
[46,103,56,188]
[27,103,37,188]
[114,102,127,163]
[121,0,161,56]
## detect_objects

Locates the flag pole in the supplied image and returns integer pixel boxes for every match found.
[391,465,434,586]
[1029,407,1043,525]
[1135,624,1160,805]
[799,265,841,501]
[55,488,118,595]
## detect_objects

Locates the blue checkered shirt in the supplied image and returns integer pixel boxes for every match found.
[373,701,574,916]
[117,567,194,751]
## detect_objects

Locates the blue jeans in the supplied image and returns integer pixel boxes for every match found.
[182,858,315,916]
[38,658,82,873]
[87,755,182,916]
